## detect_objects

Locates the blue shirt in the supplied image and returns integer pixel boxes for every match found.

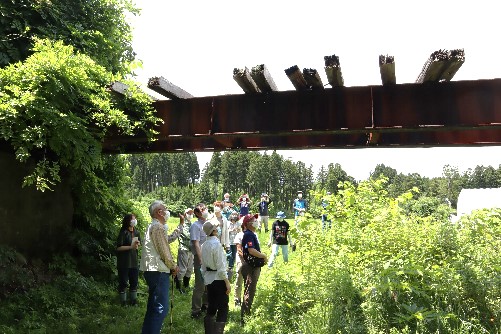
[293,198,307,216]
[239,202,250,215]
[189,219,207,254]
[241,229,260,256]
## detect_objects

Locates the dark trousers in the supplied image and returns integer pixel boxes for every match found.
[240,262,261,317]
[321,214,332,229]
[228,244,237,268]
[207,280,229,322]
[118,267,139,292]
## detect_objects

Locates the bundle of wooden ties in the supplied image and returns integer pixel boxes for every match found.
[233,65,278,94]
[416,49,465,83]
[324,54,344,87]
[284,54,344,91]
[379,55,396,85]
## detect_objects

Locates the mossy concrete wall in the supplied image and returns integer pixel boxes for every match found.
[0,151,73,259]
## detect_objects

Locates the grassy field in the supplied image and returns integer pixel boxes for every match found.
[0,218,291,334]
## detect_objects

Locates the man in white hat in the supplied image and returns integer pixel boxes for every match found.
[201,220,231,334]
[267,211,294,268]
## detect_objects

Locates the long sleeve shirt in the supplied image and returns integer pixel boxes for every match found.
[150,221,176,270]
[258,198,272,216]
[201,236,228,285]
[167,224,182,243]
[211,214,230,248]
[178,220,192,252]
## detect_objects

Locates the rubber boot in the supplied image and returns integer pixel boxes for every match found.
[119,291,127,306]
[175,276,185,294]
[183,276,191,291]
[214,322,226,334]
[129,290,138,306]
[203,315,215,334]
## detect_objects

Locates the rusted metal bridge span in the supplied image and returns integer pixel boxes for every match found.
[102,78,501,153]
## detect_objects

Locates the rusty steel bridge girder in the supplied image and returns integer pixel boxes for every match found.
[102,78,501,153]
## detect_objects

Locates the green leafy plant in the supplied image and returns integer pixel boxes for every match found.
[0,38,158,191]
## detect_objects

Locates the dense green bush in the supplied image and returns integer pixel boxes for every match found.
[247,178,500,333]
[0,245,36,299]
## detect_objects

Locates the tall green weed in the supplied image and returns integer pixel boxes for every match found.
[249,178,500,333]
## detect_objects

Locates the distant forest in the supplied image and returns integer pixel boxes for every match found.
[124,150,501,215]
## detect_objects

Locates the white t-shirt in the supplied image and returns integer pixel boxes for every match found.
[233,231,244,265]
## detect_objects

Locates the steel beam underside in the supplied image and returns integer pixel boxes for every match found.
[103,79,501,153]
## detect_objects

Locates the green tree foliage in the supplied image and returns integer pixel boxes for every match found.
[324,162,356,194]
[0,0,137,74]
[70,155,132,263]
[139,150,315,215]
[371,163,398,183]
[204,152,223,200]
[267,151,283,201]
[464,165,501,189]
[173,152,200,186]
[0,39,157,191]
[247,152,270,195]
[440,165,465,207]
[400,195,453,221]
[0,0,158,276]
[316,165,328,189]
[1,179,499,333]
[126,152,199,196]
[220,151,253,196]
[125,149,501,222]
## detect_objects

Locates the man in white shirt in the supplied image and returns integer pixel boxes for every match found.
[201,220,231,334]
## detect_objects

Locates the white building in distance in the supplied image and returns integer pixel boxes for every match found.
[456,188,501,218]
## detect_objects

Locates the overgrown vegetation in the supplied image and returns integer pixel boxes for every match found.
[244,179,500,333]
[1,2,500,333]
[1,0,158,287]
[1,178,499,333]
[0,39,157,191]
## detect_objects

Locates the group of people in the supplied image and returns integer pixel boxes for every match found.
[221,192,273,233]
[115,191,304,334]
